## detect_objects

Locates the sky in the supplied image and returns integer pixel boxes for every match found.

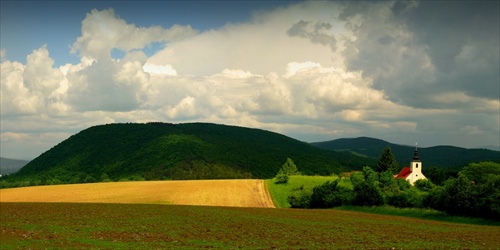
[1,0,499,160]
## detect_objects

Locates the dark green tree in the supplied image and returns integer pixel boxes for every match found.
[310,179,354,208]
[439,174,478,217]
[376,146,399,174]
[460,161,500,183]
[352,181,384,206]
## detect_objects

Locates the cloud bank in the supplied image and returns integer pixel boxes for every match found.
[1,1,499,159]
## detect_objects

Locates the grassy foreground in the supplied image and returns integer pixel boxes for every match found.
[2,202,499,249]
[265,175,339,208]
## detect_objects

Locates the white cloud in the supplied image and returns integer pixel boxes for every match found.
[143,63,177,76]
[71,8,197,61]
[164,96,198,120]
[1,2,499,160]
[147,2,342,76]
[213,68,255,79]
[0,46,68,116]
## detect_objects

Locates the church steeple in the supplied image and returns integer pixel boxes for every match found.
[412,143,420,161]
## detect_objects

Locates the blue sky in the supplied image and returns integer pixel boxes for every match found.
[1,1,499,160]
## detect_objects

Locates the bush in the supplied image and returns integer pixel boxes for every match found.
[476,175,500,220]
[275,173,289,184]
[387,189,423,208]
[353,181,384,206]
[395,178,410,191]
[414,179,434,191]
[379,171,396,188]
[310,180,354,208]
[287,192,311,208]
[349,172,364,187]
[422,185,445,210]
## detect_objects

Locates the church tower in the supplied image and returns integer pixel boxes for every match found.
[408,143,426,184]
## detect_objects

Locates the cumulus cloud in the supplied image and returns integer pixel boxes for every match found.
[71,8,197,61]
[0,46,67,115]
[147,2,340,76]
[1,2,499,159]
[340,1,499,108]
[143,63,177,76]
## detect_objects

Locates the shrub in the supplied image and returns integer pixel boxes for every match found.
[476,175,500,220]
[362,166,378,186]
[422,185,445,210]
[379,170,396,188]
[395,178,410,191]
[275,173,289,184]
[349,172,364,187]
[414,179,434,191]
[352,181,384,206]
[310,180,354,208]
[287,192,311,208]
[388,189,423,208]
[427,174,477,217]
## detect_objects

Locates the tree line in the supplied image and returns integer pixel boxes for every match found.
[278,149,499,221]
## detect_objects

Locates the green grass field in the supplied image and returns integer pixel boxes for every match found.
[265,175,340,208]
[2,202,499,249]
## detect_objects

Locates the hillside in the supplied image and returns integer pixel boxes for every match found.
[2,123,374,184]
[0,157,29,175]
[311,137,500,169]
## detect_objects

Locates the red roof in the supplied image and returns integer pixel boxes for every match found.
[395,167,412,179]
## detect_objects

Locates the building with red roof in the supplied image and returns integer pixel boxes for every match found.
[394,144,426,185]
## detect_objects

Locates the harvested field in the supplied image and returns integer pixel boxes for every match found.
[1,202,499,249]
[0,180,274,208]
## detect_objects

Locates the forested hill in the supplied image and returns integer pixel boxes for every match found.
[4,123,374,184]
[311,137,500,169]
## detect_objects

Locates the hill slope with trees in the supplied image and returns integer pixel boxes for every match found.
[1,123,374,186]
[311,137,499,169]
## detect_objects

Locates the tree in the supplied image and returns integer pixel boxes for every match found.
[352,166,384,206]
[376,146,399,174]
[460,162,500,183]
[279,158,301,176]
[274,158,300,184]
[439,174,478,217]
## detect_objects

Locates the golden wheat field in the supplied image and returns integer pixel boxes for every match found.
[0,180,275,208]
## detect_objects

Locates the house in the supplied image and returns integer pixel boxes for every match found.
[394,144,426,185]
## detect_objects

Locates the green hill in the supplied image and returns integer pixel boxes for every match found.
[2,123,375,185]
[311,137,500,169]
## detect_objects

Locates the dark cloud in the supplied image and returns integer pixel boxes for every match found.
[340,1,499,109]
[398,1,499,100]
[287,20,337,51]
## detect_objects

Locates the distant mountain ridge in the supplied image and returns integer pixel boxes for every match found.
[311,137,500,169]
[2,123,375,185]
[0,157,29,175]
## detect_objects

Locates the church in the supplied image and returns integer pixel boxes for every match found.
[394,144,426,185]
